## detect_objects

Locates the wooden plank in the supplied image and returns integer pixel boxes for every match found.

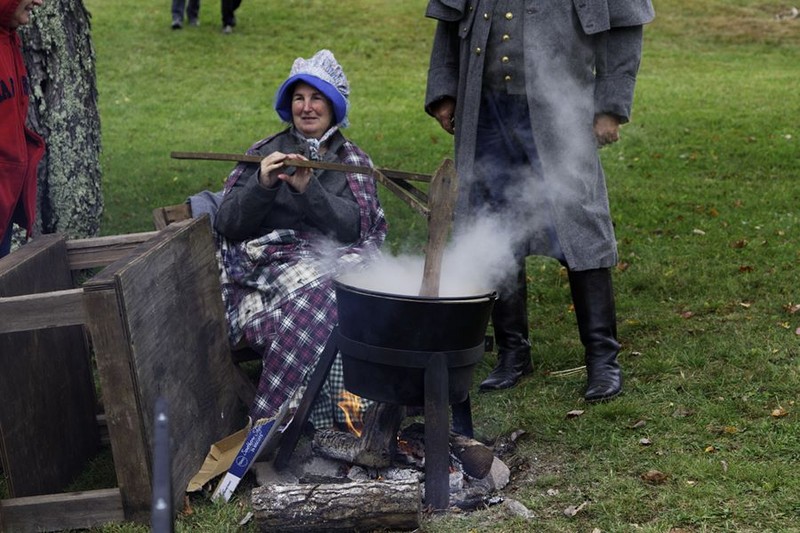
[84,216,244,522]
[0,488,124,532]
[65,231,157,270]
[373,171,429,219]
[81,286,151,523]
[0,235,99,498]
[152,203,191,231]
[0,289,86,334]
[419,159,458,297]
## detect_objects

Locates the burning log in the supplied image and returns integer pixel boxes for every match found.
[312,402,406,468]
[398,422,496,479]
[251,479,421,532]
[450,432,495,479]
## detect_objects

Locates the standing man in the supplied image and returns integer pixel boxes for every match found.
[1,0,46,258]
[221,0,241,34]
[425,0,654,402]
[171,0,200,29]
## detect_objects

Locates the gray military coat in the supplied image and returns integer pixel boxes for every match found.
[425,0,655,271]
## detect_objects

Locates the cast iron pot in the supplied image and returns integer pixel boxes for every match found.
[334,279,496,406]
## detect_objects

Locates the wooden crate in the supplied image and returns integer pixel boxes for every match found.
[0,216,246,531]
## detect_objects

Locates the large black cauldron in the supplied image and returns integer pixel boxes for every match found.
[334,279,496,406]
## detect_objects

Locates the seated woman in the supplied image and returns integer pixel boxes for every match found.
[214,50,387,429]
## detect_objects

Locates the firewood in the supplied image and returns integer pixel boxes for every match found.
[312,403,405,468]
[450,432,495,479]
[251,479,421,532]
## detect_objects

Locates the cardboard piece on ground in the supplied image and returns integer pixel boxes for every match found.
[186,420,253,492]
[211,399,292,502]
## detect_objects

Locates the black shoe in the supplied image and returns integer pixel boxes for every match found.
[171,17,183,29]
[222,24,233,34]
[478,354,533,391]
[188,18,199,27]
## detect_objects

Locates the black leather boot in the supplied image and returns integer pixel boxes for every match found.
[568,268,622,402]
[479,260,532,391]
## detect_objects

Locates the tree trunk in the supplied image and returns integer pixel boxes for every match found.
[19,0,103,240]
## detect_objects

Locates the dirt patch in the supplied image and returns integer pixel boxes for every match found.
[709,4,799,43]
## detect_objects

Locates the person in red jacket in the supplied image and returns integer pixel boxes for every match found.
[0,0,45,258]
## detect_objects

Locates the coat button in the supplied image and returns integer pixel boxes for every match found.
[483,12,489,20]
[501,56,510,63]
[505,12,513,20]
[504,75,512,82]
[475,47,482,55]
[502,34,510,41]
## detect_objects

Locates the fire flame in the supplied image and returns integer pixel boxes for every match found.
[337,390,364,437]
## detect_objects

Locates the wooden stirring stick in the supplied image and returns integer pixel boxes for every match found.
[419,159,458,298]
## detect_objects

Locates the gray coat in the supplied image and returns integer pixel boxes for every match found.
[425,0,655,270]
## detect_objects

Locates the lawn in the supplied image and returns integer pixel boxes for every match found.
[15,0,800,531]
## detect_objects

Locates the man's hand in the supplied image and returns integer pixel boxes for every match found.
[594,113,621,147]
[431,97,456,135]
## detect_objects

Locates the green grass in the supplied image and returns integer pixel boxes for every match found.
[8,0,800,531]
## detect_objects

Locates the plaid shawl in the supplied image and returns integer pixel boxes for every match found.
[217,131,387,427]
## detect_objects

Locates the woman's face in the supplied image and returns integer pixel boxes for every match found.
[11,0,44,28]
[291,82,334,139]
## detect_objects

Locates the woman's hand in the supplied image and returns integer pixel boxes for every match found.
[259,152,312,192]
[279,153,313,193]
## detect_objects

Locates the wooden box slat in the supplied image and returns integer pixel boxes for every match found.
[0,235,100,498]
[83,216,244,521]
[0,488,124,533]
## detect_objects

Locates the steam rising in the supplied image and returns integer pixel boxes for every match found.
[340,53,602,298]
[339,215,518,298]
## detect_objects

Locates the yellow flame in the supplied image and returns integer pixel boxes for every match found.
[338,391,363,437]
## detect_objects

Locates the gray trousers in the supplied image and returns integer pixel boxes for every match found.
[172,0,200,22]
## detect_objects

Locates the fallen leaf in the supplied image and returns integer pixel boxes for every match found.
[563,501,588,517]
[630,419,647,429]
[738,265,754,273]
[692,228,706,236]
[182,495,193,516]
[546,488,559,496]
[705,445,717,453]
[616,262,630,272]
[795,327,800,336]
[732,239,748,249]
[566,410,585,419]
[639,438,652,446]
[771,407,788,418]
[686,480,697,486]
[672,407,693,418]
[680,311,695,319]
[739,302,752,309]
[786,303,800,314]
[721,460,728,473]
[641,470,668,484]
[723,426,739,434]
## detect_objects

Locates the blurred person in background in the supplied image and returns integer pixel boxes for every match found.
[171,0,200,29]
[221,0,240,33]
